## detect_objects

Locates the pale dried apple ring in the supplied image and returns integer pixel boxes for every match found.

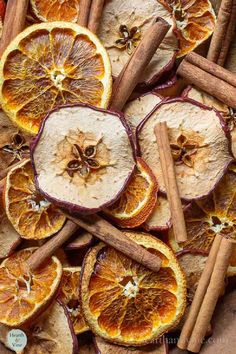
[0,248,62,326]
[31,105,136,214]
[0,22,112,134]
[4,159,66,240]
[30,0,80,22]
[98,0,178,86]
[81,231,186,346]
[137,98,233,201]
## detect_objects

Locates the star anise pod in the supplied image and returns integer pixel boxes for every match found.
[115,25,141,55]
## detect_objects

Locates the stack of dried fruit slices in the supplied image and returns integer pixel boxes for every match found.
[0,0,235,353]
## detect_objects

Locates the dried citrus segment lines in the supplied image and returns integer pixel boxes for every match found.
[58,267,89,334]
[4,159,65,239]
[159,0,216,57]
[0,22,112,134]
[104,158,158,228]
[81,231,186,346]
[0,248,62,326]
[30,0,80,22]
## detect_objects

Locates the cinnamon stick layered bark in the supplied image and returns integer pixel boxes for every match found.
[177,52,236,108]
[78,0,92,27]
[110,18,170,111]
[187,238,234,353]
[207,0,236,66]
[0,0,29,56]
[88,0,104,34]
[154,122,187,243]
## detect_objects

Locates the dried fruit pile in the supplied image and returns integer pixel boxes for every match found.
[0,0,235,353]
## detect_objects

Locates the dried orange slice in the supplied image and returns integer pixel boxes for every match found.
[30,0,80,22]
[0,22,112,134]
[0,248,62,326]
[159,0,216,57]
[104,158,158,228]
[81,231,186,346]
[4,159,66,239]
[58,266,89,334]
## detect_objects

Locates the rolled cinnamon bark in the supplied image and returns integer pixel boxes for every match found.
[78,0,92,27]
[177,58,236,109]
[187,237,233,353]
[207,0,236,66]
[0,0,29,56]
[88,0,104,34]
[155,122,187,243]
[110,18,170,111]
[177,234,222,350]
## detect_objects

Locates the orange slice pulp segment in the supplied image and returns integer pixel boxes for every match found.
[0,248,62,326]
[30,0,80,22]
[4,159,66,239]
[81,231,186,346]
[58,267,89,334]
[104,158,158,228]
[0,22,112,134]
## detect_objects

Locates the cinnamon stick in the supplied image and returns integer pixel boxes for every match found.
[110,18,170,111]
[88,0,104,34]
[0,0,29,56]
[78,0,92,27]
[65,213,161,272]
[28,220,79,270]
[154,122,187,243]
[177,234,222,350]
[207,0,236,66]
[187,237,233,352]
[177,56,236,109]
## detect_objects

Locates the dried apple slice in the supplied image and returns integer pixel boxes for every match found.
[98,0,178,86]
[80,231,186,346]
[0,301,78,353]
[58,267,89,335]
[137,98,232,201]
[0,110,31,171]
[184,86,236,158]
[123,93,162,134]
[0,248,62,326]
[4,159,66,240]
[65,230,93,251]
[94,335,168,353]
[0,200,21,259]
[104,158,158,228]
[31,105,136,214]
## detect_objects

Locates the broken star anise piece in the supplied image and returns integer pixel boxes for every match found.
[115,24,141,55]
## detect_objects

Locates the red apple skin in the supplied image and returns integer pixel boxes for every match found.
[0,0,6,19]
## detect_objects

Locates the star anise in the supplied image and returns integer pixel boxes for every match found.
[115,25,141,55]
[66,143,101,179]
[223,107,236,131]
[2,133,30,161]
[170,134,199,168]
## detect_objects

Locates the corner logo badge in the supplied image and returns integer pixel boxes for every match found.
[7,329,27,351]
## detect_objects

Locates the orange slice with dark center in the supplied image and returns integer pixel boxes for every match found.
[0,248,62,326]
[0,22,112,134]
[58,267,89,334]
[4,159,66,239]
[30,0,80,22]
[104,158,158,228]
[80,231,186,346]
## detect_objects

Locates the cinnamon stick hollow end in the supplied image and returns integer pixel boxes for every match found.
[137,98,233,201]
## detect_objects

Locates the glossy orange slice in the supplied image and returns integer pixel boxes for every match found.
[81,231,186,346]
[58,267,89,334]
[30,0,80,22]
[104,158,158,228]
[159,0,216,57]
[0,248,62,326]
[0,22,112,134]
[4,159,66,239]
